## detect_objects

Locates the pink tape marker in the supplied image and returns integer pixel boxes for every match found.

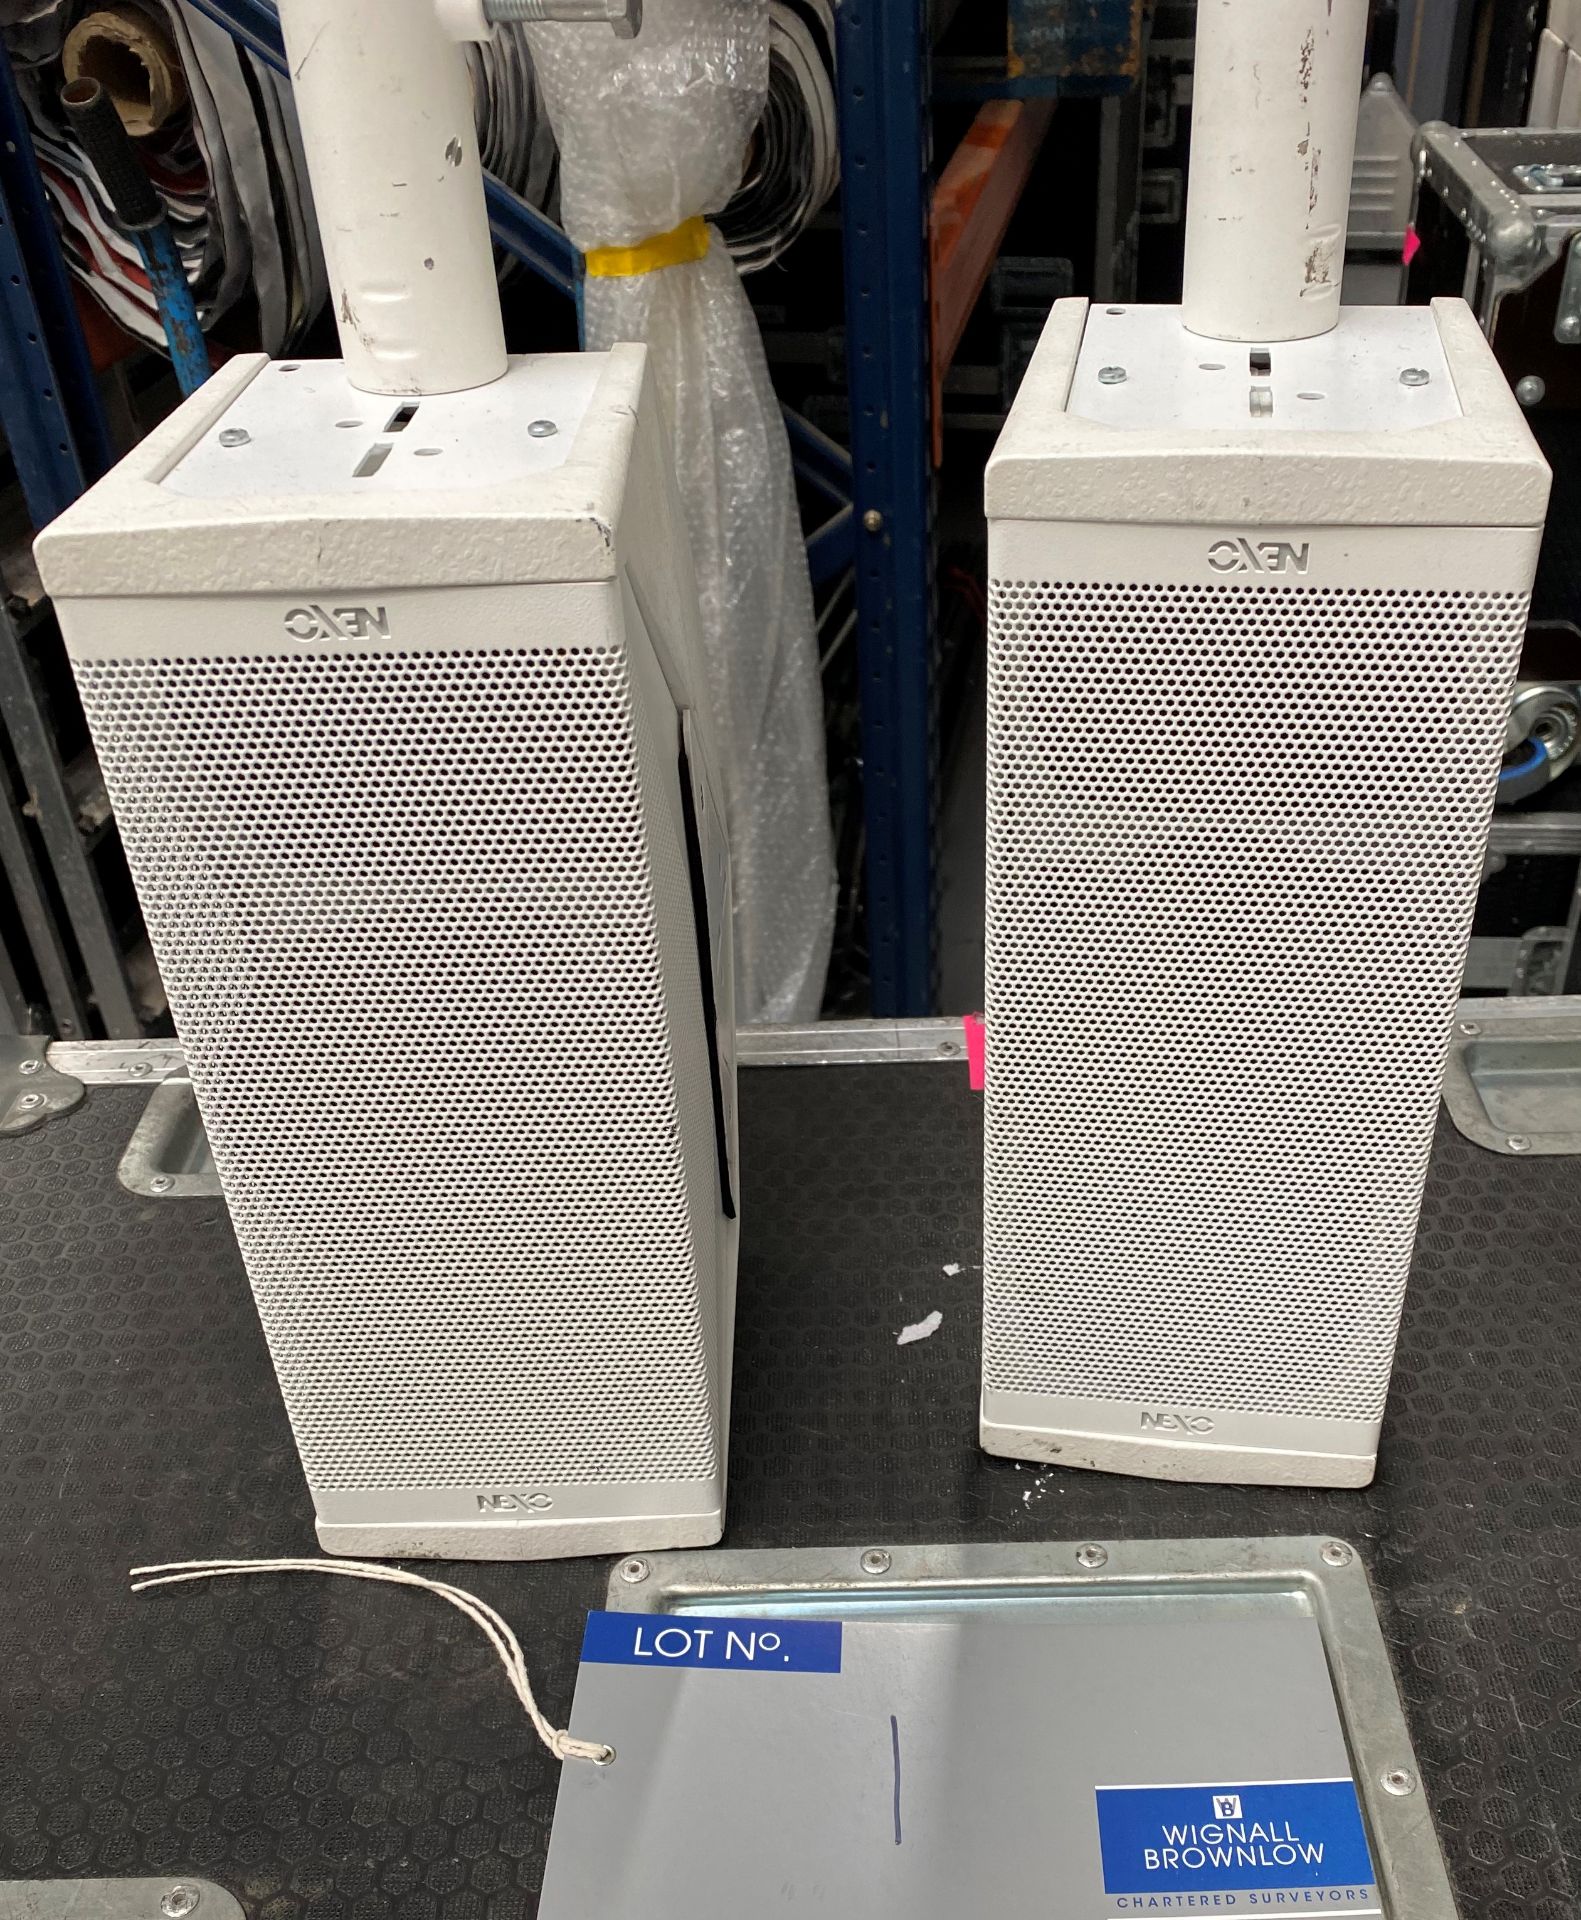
[964,1013,985,1092]
[1402,224,1422,266]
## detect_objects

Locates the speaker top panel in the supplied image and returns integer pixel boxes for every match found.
[162,355,607,499]
[987,297,1551,532]
[1067,305,1461,435]
[35,343,664,601]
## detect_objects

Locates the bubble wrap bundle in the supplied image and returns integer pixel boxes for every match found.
[525,0,836,1025]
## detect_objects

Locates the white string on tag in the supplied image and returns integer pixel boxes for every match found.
[129,1556,613,1766]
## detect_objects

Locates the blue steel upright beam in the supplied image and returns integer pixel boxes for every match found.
[834,0,934,1016]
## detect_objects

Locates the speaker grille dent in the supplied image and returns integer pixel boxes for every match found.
[983,581,1529,1421]
[75,645,718,1491]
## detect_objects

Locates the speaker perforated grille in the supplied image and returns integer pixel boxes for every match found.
[983,580,1528,1421]
[74,643,719,1491]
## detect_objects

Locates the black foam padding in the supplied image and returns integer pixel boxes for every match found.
[2,1074,1578,1917]
[59,80,162,233]
[1531,409,1581,629]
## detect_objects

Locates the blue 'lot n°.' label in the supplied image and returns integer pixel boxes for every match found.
[1096,1779,1377,1896]
[580,1611,842,1673]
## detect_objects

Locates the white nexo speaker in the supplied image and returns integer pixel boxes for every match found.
[981,297,1550,1486]
[36,344,740,1557]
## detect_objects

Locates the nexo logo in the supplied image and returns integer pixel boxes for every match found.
[1207,538,1311,576]
[1140,1411,1216,1435]
[282,603,390,641]
[476,1491,554,1513]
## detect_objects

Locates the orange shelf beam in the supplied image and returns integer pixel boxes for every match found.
[930,97,1055,465]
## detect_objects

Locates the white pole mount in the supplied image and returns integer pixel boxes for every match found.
[1181,0,1370,343]
[275,0,507,396]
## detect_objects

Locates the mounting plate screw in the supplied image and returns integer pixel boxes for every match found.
[862,508,884,534]
[130,1061,152,1077]
[149,1175,175,1194]
[1320,1541,1354,1568]
[1515,374,1547,407]
[1507,1134,1532,1153]
[1075,1542,1108,1569]
[160,1888,202,1920]
[860,1548,892,1575]
[16,1092,44,1111]
[528,418,558,438]
[1457,1021,1480,1036]
[1399,367,1430,387]
[18,1058,39,1074]
[1380,1767,1417,1796]
[217,428,250,447]
[617,1556,649,1584]
[1097,365,1127,385]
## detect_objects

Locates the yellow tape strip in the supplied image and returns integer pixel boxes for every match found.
[584,215,711,279]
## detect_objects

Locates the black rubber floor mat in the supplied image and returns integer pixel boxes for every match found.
[2,1072,1578,1918]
